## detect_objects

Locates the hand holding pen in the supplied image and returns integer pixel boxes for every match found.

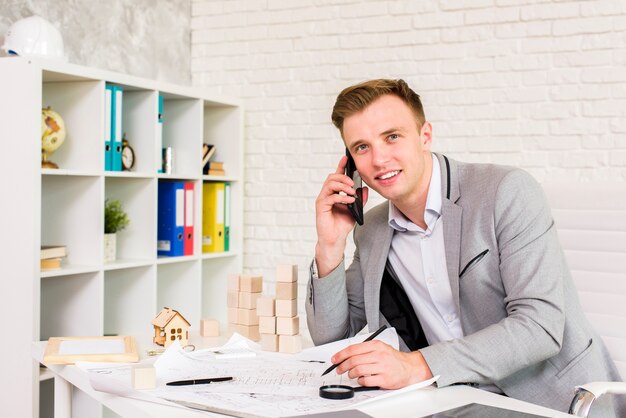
[321,325,388,376]
[321,324,433,389]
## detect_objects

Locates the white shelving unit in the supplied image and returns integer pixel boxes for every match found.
[0,57,243,418]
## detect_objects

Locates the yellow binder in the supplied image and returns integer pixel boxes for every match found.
[202,182,225,252]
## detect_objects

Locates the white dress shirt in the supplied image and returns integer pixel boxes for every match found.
[387,155,464,345]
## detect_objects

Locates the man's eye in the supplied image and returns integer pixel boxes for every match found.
[388,134,398,141]
[356,144,368,152]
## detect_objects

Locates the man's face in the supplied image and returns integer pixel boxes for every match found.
[342,94,432,207]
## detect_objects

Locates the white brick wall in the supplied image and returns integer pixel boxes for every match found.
[191,0,626,333]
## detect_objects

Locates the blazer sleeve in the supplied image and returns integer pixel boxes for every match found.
[305,236,368,345]
[420,169,566,386]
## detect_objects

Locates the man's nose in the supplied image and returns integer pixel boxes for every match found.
[371,145,391,167]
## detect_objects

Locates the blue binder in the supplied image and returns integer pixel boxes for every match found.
[111,86,124,171]
[104,85,114,171]
[158,181,185,257]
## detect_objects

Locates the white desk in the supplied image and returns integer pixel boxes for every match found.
[33,341,571,418]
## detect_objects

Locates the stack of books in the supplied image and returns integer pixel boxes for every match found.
[202,143,225,176]
[40,245,67,271]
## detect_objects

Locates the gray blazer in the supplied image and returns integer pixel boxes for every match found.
[306,154,624,416]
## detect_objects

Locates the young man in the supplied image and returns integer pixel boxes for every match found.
[306,79,623,416]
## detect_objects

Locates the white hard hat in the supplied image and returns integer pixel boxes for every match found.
[1,15,67,61]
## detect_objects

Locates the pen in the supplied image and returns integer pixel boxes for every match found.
[321,324,388,377]
[166,376,233,386]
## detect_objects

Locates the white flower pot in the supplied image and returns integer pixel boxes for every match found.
[104,233,117,263]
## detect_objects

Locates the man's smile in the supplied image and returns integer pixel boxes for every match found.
[376,170,401,181]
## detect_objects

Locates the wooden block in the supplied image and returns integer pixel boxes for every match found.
[279,335,302,354]
[131,365,156,390]
[275,299,297,318]
[227,274,240,291]
[276,264,298,282]
[256,297,275,317]
[227,291,239,308]
[275,281,297,300]
[227,307,238,324]
[233,324,260,341]
[239,291,262,309]
[200,319,220,337]
[240,275,263,293]
[237,308,259,326]
[276,316,299,336]
[259,334,279,352]
[259,316,276,334]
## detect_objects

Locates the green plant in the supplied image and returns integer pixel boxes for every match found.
[104,199,130,234]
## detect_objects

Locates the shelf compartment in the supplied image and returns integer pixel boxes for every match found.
[42,175,103,267]
[105,177,156,261]
[104,266,156,342]
[122,89,160,175]
[42,79,104,171]
[203,105,242,179]
[161,96,203,178]
[40,272,103,341]
[157,261,201,334]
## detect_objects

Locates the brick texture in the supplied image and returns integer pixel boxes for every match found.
[191,1,626,334]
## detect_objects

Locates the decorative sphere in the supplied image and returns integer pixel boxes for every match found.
[41,107,66,154]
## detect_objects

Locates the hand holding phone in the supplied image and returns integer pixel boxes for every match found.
[314,152,366,277]
[345,148,364,225]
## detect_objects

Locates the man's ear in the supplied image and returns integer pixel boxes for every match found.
[420,122,433,150]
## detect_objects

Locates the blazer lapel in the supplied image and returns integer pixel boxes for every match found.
[437,153,462,313]
[362,203,393,328]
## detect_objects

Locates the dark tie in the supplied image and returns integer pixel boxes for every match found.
[379,262,429,351]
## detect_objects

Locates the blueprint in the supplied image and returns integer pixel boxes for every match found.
[80,331,438,417]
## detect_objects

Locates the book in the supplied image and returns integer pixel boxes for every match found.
[41,245,67,259]
[41,258,62,271]
[202,143,216,167]
[204,161,224,170]
[207,169,225,176]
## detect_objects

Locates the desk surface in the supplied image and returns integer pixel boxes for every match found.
[33,341,571,418]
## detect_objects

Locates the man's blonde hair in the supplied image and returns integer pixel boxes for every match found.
[331,79,426,134]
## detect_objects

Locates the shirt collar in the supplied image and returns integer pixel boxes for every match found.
[388,154,442,233]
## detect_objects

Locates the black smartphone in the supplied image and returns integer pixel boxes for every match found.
[345,148,364,225]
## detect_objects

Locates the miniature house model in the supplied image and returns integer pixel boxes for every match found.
[152,307,191,348]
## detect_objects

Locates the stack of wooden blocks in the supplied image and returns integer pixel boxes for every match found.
[227,274,263,341]
[257,264,302,353]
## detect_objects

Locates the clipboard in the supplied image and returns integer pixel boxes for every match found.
[43,336,139,364]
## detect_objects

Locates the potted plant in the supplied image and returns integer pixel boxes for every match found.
[104,199,130,262]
